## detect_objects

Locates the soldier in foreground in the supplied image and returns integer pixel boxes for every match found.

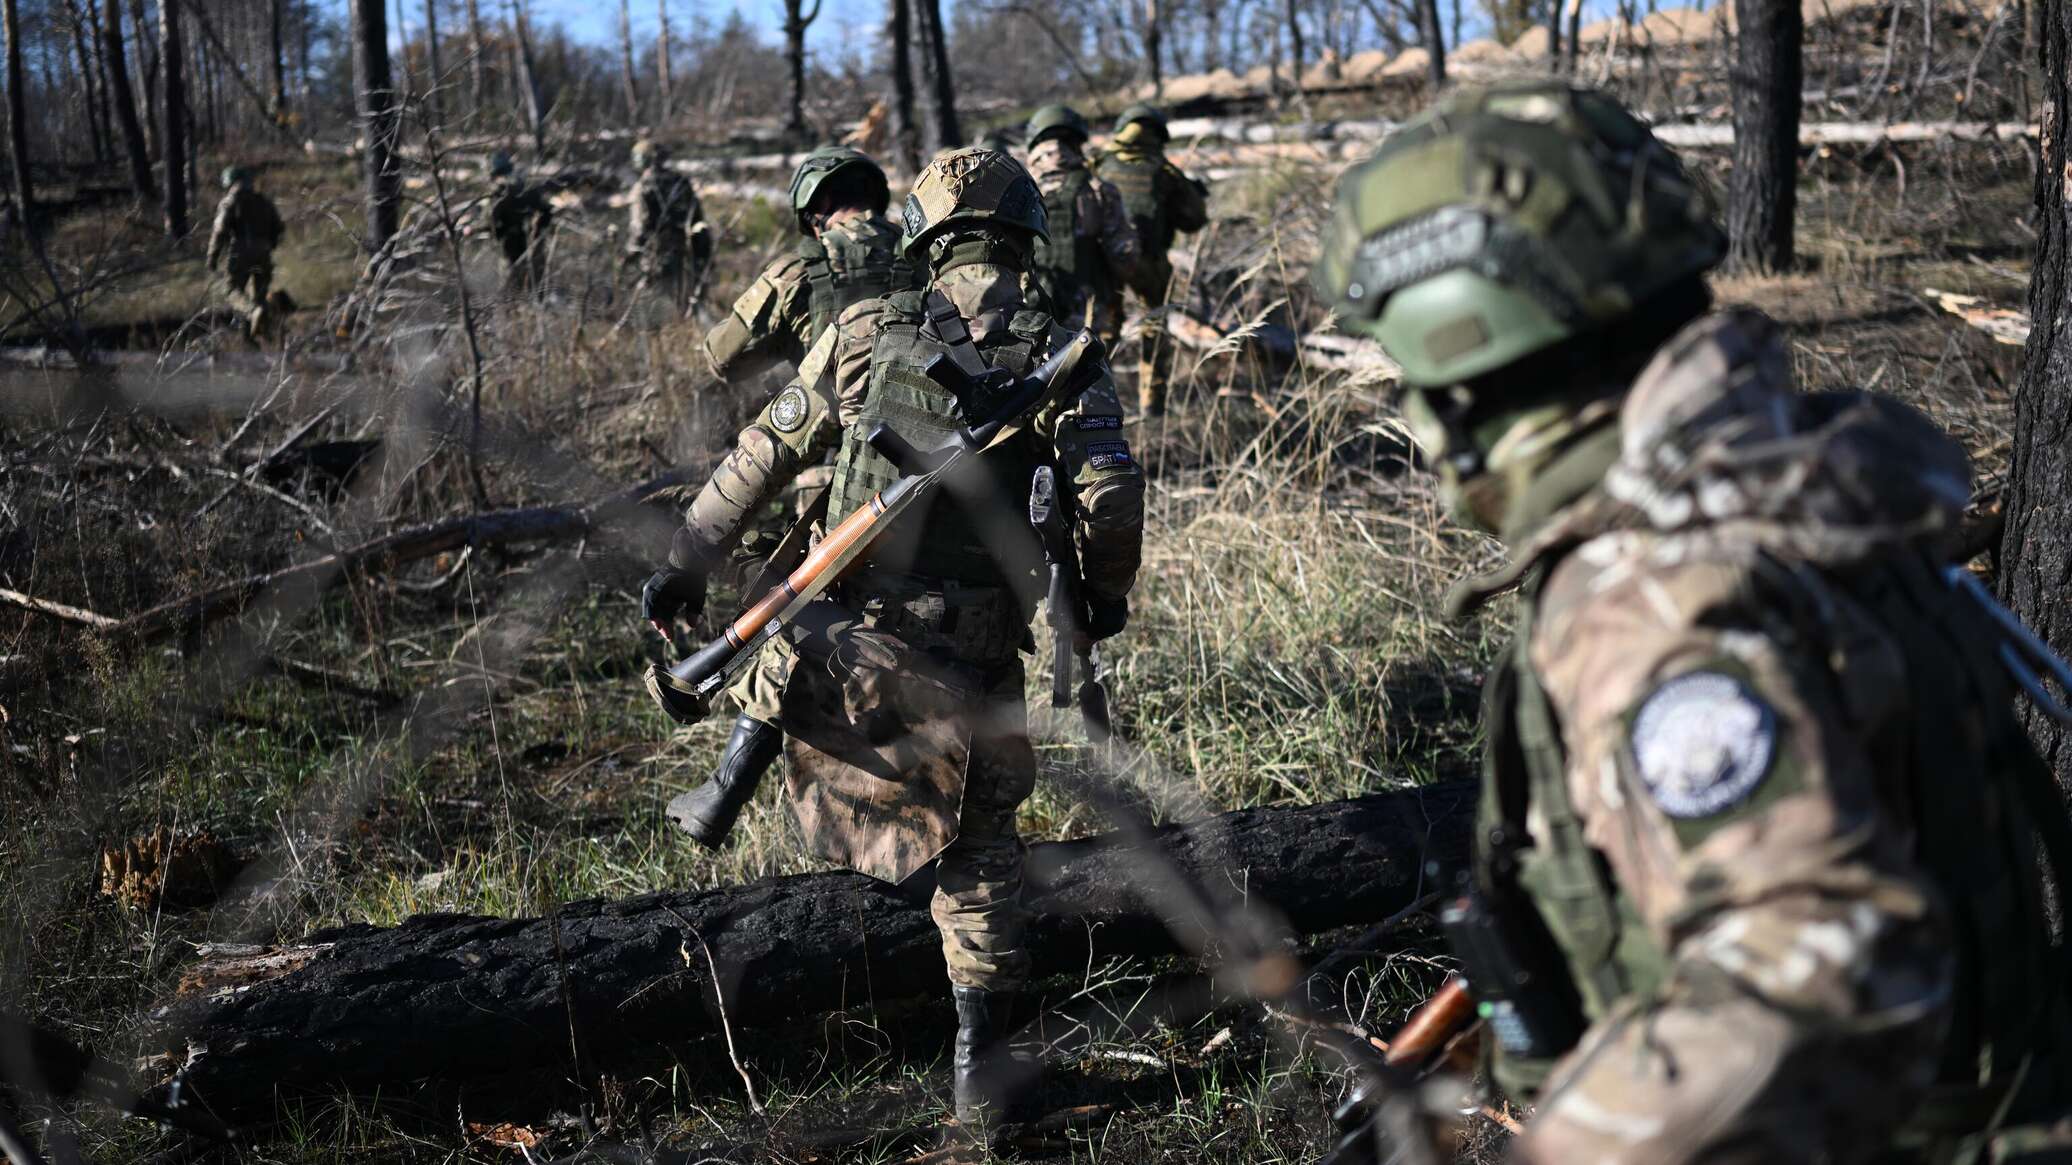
[669,145,920,848]
[644,147,1144,1133]
[206,166,285,342]
[1024,105,1138,343]
[485,150,554,293]
[625,139,711,312]
[1316,81,2072,1162]
[1090,104,1207,416]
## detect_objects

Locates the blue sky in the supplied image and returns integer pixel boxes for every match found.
[461,0,882,58]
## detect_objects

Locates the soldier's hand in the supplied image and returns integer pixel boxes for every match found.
[1083,593,1129,642]
[641,567,707,641]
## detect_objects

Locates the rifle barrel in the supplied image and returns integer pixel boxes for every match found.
[1383,976,1474,1069]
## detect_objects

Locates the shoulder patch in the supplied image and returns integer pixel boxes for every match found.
[1629,672,1776,819]
[1074,415,1123,431]
[770,385,811,433]
[1086,440,1134,470]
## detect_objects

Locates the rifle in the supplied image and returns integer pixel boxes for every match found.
[645,330,1105,726]
[1026,464,1111,739]
[1321,975,1481,1165]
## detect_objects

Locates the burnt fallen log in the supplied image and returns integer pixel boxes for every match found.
[151,780,1474,1117]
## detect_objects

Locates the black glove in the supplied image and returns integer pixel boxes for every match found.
[1084,592,1129,641]
[641,567,707,637]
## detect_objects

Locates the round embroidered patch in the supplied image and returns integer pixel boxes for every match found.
[769,386,809,433]
[1629,672,1776,819]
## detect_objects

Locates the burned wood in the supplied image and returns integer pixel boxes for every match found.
[149,781,1474,1117]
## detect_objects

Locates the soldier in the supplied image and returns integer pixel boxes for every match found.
[1024,105,1138,342]
[624,139,712,311]
[669,146,921,849]
[1089,103,1207,417]
[206,165,285,342]
[644,147,1144,1134]
[485,150,554,293]
[700,146,920,386]
[1315,81,2072,1163]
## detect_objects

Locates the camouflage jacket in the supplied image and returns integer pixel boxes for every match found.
[488,179,553,258]
[206,187,284,271]
[1457,310,2069,1163]
[1089,141,1207,278]
[676,268,1145,604]
[1027,139,1140,310]
[700,211,911,385]
[627,169,706,262]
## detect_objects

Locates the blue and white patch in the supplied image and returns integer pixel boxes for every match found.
[1086,440,1134,470]
[1074,415,1123,431]
[1629,672,1776,819]
[769,386,810,433]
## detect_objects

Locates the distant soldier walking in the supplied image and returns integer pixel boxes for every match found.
[625,139,711,313]
[1024,105,1138,344]
[486,150,554,294]
[206,166,284,342]
[1090,104,1207,416]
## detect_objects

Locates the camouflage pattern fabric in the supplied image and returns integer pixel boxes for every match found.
[627,168,708,307]
[1088,142,1205,413]
[1027,139,1138,337]
[488,178,554,290]
[207,186,284,338]
[701,211,907,384]
[1456,310,2072,1164]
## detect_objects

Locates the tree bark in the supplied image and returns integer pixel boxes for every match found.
[129,0,156,158]
[1144,0,1162,96]
[616,0,637,125]
[508,0,542,158]
[267,0,285,118]
[158,0,187,235]
[421,0,442,126]
[1543,0,1562,68]
[1726,0,1803,273]
[913,0,958,150]
[1284,0,1305,88]
[2002,0,2072,793]
[352,0,399,249]
[654,0,670,120]
[1,0,29,221]
[1561,0,1583,74]
[1416,0,1445,88]
[885,0,918,173]
[65,0,109,164]
[99,0,153,203]
[781,0,818,142]
[149,781,1475,1117]
[463,0,485,115]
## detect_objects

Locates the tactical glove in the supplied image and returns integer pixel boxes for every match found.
[1084,593,1129,641]
[641,567,707,638]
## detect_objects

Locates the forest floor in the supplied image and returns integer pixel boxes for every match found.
[0,133,2036,1164]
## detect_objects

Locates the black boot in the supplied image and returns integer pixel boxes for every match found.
[667,716,782,849]
[952,985,1031,1138]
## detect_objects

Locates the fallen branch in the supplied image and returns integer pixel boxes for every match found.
[0,588,119,629]
[149,781,1475,1117]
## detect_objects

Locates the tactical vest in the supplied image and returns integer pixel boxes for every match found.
[1031,170,1104,318]
[1095,151,1168,253]
[826,290,1054,588]
[799,217,921,343]
[1481,551,2072,1146]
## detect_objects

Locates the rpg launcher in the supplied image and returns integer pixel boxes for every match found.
[1027,463,1112,739]
[645,330,1106,726]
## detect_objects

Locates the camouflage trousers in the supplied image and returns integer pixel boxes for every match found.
[726,635,792,726]
[1105,266,1175,415]
[222,260,273,338]
[931,659,1038,992]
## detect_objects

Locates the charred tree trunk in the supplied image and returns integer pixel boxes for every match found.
[100,0,152,202]
[616,0,637,124]
[1145,0,1162,95]
[1543,0,1562,68]
[1726,0,1802,273]
[421,0,441,125]
[130,0,156,158]
[157,0,185,235]
[267,0,284,118]
[1,0,29,221]
[463,0,484,115]
[1561,0,1582,73]
[1416,0,1445,87]
[65,0,109,164]
[1284,0,1305,88]
[2003,1,2072,792]
[913,0,958,150]
[654,0,670,119]
[1202,0,1222,72]
[508,0,542,158]
[352,0,398,248]
[781,0,819,142]
[148,783,1474,1116]
[886,0,918,172]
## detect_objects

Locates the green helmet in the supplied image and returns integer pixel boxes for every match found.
[221,165,252,189]
[488,150,515,178]
[1314,81,1724,388]
[631,138,666,169]
[898,147,1049,258]
[1112,103,1169,142]
[788,146,890,233]
[1026,104,1091,150]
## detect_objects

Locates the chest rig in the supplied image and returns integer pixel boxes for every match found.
[800,216,921,342]
[1094,151,1167,252]
[1032,170,1103,317]
[826,289,1054,589]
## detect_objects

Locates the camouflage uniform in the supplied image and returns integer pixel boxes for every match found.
[700,210,918,386]
[627,149,710,310]
[488,175,554,292]
[1090,106,1208,416]
[1027,138,1138,340]
[206,172,284,339]
[1315,82,2072,1164]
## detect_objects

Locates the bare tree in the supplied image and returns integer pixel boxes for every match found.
[1284,0,1305,86]
[100,0,153,202]
[2003,0,2072,790]
[465,0,486,113]
[617,0,637,123]
[886,0,918,171]
[1561,0,1581,73]
[508,0,542,157]
[912,0,959,150]
[1416,0,1445,86]
[268,0,286,117]
[423,0,443,124]
[1726,0,1802,272]
[2,0,27,221]
[655,0,670,119]
[1144,0,1162,94]
[1543,0,1562,69]
[353,0,399,248]
[129,0,156,156]
[62,0,108,163]
[781,0,819,142]
[159,0,187,235]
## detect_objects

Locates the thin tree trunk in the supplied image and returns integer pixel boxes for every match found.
[463,0,484,115]
[886,0,918,172]
[131,0,156,157]
[1544,0,1562,69]
[782,0,818,141]
[914,0,958,150]
[1415,0,1445,87]
[1144,0,1162,95]
[1284,0,1305,87]
[1562,0,1583,73]
[267,0,283,117]
[1202,0,1222,72]
[1,0,27,221]
[158,0,186,235]
[616,0,637,124]
[1726,0,1802,273]
[508,0,542,157]
[352,0,399,248]
[421,0,441,124]
[67,0,109,163]
[100,0,152,202]
[654,0,670,119]
[2002,0,2072,792]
